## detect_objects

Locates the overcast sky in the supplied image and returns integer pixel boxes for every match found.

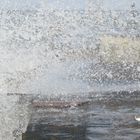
[0,0,139,10]
[0,0,85,10]
[103,0,140,10]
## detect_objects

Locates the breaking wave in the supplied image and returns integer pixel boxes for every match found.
[0,4,140,96]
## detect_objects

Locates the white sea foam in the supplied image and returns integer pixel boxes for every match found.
[0,7,139,95]
[0,1,140,139]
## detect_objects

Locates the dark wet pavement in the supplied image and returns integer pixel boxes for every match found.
[23,91,140,140]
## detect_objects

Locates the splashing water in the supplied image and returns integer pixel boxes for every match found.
[0,5,140,95]
[0,0,140,139]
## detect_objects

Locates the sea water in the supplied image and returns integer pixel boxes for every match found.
[0,0,140,139]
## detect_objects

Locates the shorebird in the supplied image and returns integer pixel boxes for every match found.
[135,116,140,122]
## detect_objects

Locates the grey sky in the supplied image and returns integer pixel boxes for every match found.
[46,0,85,10]
[0,0,85,10]
[0,0,40,9]
[0,0,139,10]
[103,0,140,10]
